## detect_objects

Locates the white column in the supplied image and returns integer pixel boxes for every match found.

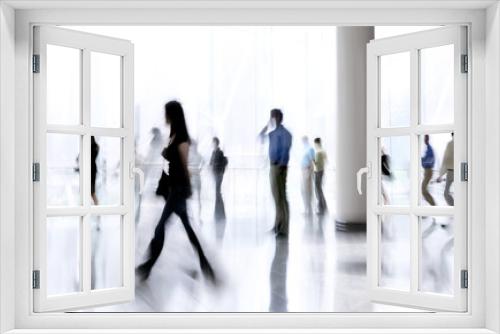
[335,26,374,230]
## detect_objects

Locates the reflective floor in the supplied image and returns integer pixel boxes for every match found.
[75,167,453,312]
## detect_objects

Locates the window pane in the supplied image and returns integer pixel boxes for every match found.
[91,52,121,128]
[380,52,410,128]
[380,136,410,206]
[420,45,454,125]
[90,136,121,206]
[420,216,454,295]
[47,133,80,206]
[47,216,81,295]
[419,133,455,206]
[380,215,410,291]
[46,44,81,125]
[91,215,122,290]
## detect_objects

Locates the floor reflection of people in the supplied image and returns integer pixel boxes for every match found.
[303,213,325,244]
[421,218,454,294]
[137,101,216,284]
[421,134,436,206]
[259,109,293,238]
[300,136,315,215]
[269,238,289,312]
[437,133,454,206]
[313,137,328,215]
[210,137,227,221]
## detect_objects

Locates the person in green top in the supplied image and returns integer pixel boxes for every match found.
[313,137,328,215]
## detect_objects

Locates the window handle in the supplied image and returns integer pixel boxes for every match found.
[357,162,371,195]
[129,162,145,194]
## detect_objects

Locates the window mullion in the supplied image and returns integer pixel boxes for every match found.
[410,48,419,294]
[81,48,91,294]
[82,48,90,209]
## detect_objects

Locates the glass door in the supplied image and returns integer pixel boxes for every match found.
[33,26,135,312]
[366,26,467,311]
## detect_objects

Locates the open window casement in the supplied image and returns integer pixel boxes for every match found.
[365,26,468,311]
[33,26,136,312]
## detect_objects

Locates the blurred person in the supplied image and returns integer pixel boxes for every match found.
[143,127,165,180]
[134,139,145,224]
[437,133,454,206]
[259,109,293,238]
[136,101,216,283]
[75,136,100,205]
[91,136,100,206]
[381,146,392,205]
[136,128,164,224]
[300,136,315,215]
[75,136,101,288]
[421,134,436,206]
[90,136,101,288]
[188,139,204,216]
[313,138,328,215]
[209,137,227,221]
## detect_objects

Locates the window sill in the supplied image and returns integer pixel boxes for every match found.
[4,329,497,334]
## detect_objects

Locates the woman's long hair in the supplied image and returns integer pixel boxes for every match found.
[165,100,190,143]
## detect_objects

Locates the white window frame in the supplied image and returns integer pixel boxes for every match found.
[0,1,499,333]
[32,25,135,312]
[366,26,468,312]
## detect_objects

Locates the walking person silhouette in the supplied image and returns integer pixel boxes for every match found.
[136,101,216,283]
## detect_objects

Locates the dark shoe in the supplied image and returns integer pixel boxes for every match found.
[200,260,218,286]
[136,262,152,281]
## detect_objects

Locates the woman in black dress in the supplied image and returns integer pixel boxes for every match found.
[90,136,99,205]
[136,101,215,282]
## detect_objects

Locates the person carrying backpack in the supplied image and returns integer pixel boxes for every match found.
[210,137,228,220]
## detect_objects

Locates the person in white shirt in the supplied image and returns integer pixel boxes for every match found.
[313,137,328,215]
[436,133,454,206]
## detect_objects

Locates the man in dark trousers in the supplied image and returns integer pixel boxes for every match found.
[259,109,293,238]
[210,137,227,221]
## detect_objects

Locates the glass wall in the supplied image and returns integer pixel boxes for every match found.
[47,26,450,312]
[68,26,337,227]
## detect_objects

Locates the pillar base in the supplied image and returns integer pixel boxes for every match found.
[335,220,366,232]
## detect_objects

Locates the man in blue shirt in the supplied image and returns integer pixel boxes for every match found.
[260,108,293,237]
[421,134,436,206]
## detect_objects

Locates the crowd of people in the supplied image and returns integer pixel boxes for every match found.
[80,98,457,296]
[85,99,456,287]
[421,133,455,206]
[381,133,455,207]
[127,102,330,283]
[258,109,328,238]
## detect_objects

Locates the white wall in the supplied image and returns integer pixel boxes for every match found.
[0,2,16,333]
[67,26,337,172]
[485,2,500,333]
